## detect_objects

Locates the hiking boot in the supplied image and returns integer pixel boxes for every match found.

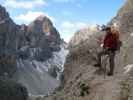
[94,63,101,68]
[107,72,113,76]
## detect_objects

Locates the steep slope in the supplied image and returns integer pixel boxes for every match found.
[16,44,68,95]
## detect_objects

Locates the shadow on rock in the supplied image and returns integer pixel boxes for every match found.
[0,77,28,100]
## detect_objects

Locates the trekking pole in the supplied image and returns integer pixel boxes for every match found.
[103,55,108,79]
[103,56,106,79]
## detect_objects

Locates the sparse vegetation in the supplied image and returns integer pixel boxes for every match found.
[119,77,133,100]
[79,82,90,97]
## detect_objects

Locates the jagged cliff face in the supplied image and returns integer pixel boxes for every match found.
[117,0,133,17]
[0,5,17,78]
[0,5,68,95]
[41,0,133,100]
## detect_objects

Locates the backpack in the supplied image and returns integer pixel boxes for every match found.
[112,30,122,51]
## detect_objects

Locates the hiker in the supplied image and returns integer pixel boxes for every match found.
[94,26,122,76]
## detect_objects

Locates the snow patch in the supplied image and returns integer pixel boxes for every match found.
[16,44,69,95]
[130,33,133,36]
[124,64,133,74]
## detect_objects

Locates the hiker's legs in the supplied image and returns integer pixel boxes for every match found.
[108,51,115,75]
[97,50,107,68]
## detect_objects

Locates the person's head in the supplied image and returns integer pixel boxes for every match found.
[105,27,111,34]
[111,24,120,34]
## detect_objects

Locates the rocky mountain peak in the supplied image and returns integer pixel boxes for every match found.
[0,5,9,20]
[0,5,17,78]
[27,15,60,46]
[36,15,50,22]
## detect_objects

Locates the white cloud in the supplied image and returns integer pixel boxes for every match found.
[59,21,99,42]
[15,11,55,23]
[53,0,78,3]
[61,21,88,31]
[60,21,88,42]
[4,0,47,9]
[53,0,70,3]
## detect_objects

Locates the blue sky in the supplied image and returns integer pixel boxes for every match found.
[0,0,125,42]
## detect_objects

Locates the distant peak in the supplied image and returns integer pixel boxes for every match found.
[36,15,48,21]
[0,5,9,19]
[80,24,100,33]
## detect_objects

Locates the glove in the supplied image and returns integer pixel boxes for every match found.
[100,43,104,47]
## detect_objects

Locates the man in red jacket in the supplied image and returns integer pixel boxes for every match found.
[95,27,120,76]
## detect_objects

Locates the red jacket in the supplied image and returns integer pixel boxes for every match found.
[103,32,118,50]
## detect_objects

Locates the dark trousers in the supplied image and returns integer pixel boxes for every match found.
[97,49,115,74]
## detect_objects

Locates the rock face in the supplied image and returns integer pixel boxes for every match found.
[0,5,68,95]
[41,0,133,100]
[117,0,133,17]
[0,5,17,78]
[69,24,100,48]
[0,5,28,100]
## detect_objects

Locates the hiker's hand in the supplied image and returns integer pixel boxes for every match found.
[100,43,104,47]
